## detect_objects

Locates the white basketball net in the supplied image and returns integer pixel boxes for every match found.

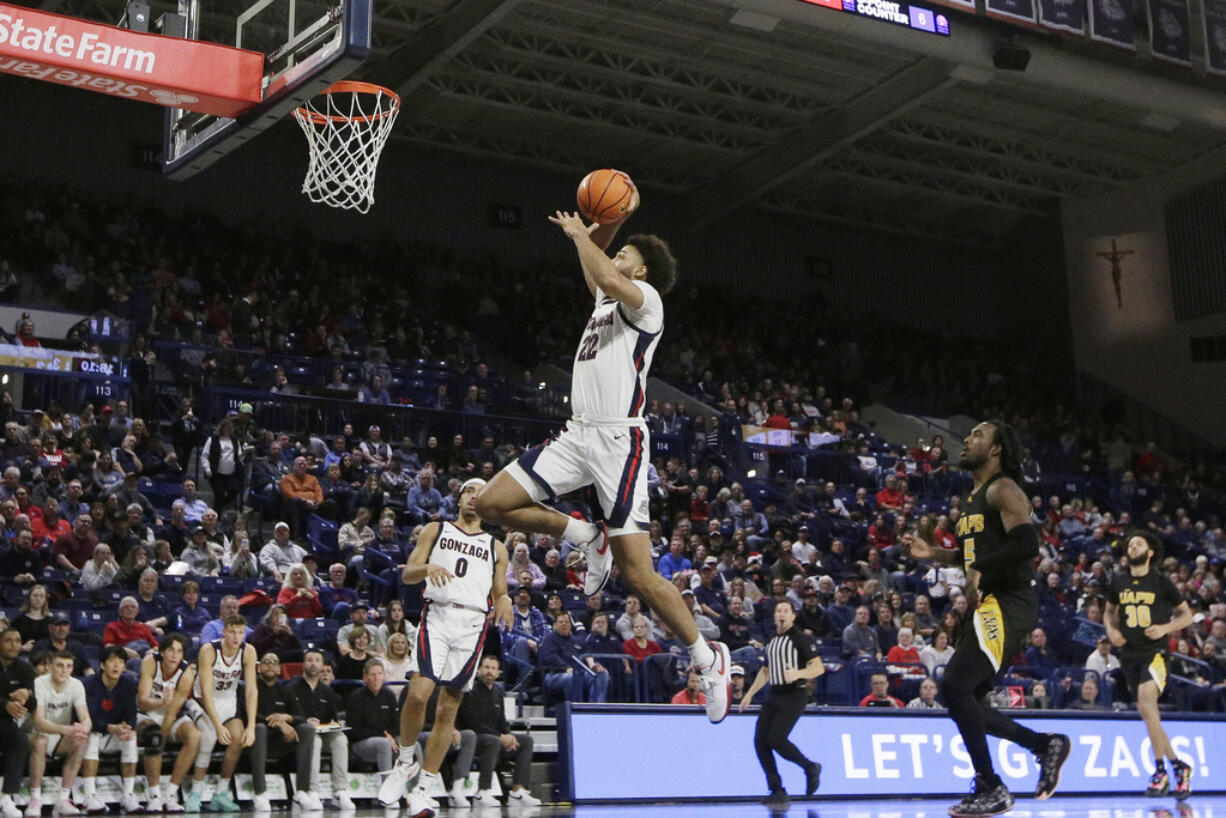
[293,82,400,213]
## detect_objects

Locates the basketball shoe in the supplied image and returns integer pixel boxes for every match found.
[699,641,731,723]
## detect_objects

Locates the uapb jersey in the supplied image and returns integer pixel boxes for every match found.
[426,522,495,612]
[571,282,663,419]
[1107,569,1183,653]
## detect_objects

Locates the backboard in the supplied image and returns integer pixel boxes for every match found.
[161,0,370,179]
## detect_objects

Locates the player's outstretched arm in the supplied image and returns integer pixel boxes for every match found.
[549,211,645,310]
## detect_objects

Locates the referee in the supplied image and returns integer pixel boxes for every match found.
[740,599,824,808]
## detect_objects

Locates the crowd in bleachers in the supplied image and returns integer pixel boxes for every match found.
[1,174,1226,810]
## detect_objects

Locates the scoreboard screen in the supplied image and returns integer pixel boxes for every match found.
[798,0,951,35]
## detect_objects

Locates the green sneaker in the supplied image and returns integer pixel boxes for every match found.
[183,792,202,814]
[208,791,239,813]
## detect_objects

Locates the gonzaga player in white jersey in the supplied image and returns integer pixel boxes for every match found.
[379,478,512,815]
[137,634,204,813]
[476,178,732,725]
[194,618,257,813]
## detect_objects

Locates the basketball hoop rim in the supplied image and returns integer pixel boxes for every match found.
[294,80,401,125]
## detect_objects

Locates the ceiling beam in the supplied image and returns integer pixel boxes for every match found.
[686,56,958,227]
[364,0,525,95]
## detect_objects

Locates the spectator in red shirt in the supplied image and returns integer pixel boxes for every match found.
[16,319,40,348]
[103,596,156,659]
[52,513,98,572]
[859,673,903,708]
[621,616,662,663]
[875,474,904,512]
[276,563,324,619]
[31,498,70,547]
[670,669,707,706]
[763,399,791,431]
[690,485,709,525]
[886,628,923,673]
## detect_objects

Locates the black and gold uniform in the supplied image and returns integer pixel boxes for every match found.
[954,472,1038,679]
[1107,568,1182,694]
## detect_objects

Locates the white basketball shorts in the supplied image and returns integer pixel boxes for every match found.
[415,604,489,693]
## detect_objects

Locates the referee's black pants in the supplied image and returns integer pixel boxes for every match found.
[754,688,813,792]
[0,718,30,795]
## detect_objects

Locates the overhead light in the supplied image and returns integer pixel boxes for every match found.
[746,469,757,478]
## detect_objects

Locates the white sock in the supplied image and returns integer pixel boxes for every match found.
[122,778,135,797]
[399,744,417,764]
[564,516,598,544]
[82,779,96,798]
[164,782,177,800]
[687,638,715,671]
[416,771,438,792]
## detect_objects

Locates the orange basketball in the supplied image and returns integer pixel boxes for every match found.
[577,169,634,224]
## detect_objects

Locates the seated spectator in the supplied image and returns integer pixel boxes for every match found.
[172,581,211,635]
[249,605,304,663]
[30,497,71,547]
[280,457,323,538]
[52,513,97,573]
[0,527,42,585]
[405,469,444,526]
[200,596,253,644]
[1027,679,1052,710]
[135,568,171,635]
[346,659,399,772]
[622,616,662,664]
[875,475,904,512]
[1024,628,1060,672]
[540,549,568,592]
[859,673,903,708]
[336,627,376,679]
[920,630,955,676]
[506,587,549,671]
[259,522,307,582]
[1066,674,1107,710]
[179,525,221,576]
[670,669,706,706]
[103,596,156,660]
[886,627,924,673]
[277,563,324,620]
[178,480,208,524]
[540,613,609,703]
[906,677,942,710]
[377,600,414,656]
[33,615,92,677]
[657,539,692,581]
[841,606,881,660]
[338,507,375,560]
[222,531,259,579]
[79,647,141,812]
[14,583,51,653]
[719,596,764,653]
[382,632,413,683]
[455,656,540,807]
[337,602,378,654]
[319,563,358,618]
[1085,635,1121,677]
[506,542,545,591]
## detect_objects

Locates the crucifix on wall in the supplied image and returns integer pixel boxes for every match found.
[1096,238,1134,310]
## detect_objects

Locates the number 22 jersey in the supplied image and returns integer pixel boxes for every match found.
[571,281,663,420]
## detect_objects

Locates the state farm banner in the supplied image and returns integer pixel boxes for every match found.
[1205,0,1226,74]
[986,0,1037,22]
[1150,0,1192,64]
[0,3,262,117]
[1088,0,1135,48]
[1038,0,1086,33]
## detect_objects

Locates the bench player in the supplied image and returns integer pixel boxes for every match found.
[475,180,731,723]
[195,617,258,813]
[137,633,203,813]
[1105,530,1194,798]
[378,478,512,817]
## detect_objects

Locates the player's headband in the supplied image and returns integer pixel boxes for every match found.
[461,478,487,494]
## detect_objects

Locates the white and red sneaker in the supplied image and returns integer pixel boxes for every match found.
[700,641,732,724]
[580,522,611,597]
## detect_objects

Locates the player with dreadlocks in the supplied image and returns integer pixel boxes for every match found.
[905,420,1071,816]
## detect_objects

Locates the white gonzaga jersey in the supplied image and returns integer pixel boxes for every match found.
[194,639,243,702]
[425,522,496,612]
[34,674,86,727]
[571,281,663,419]
[146,656,202,722]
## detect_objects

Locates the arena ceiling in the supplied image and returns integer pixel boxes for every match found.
[33,0,1226,245]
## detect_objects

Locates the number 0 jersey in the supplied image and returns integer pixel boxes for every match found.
[425,522,496,612]
[1107,568,1183,653]
[571,282,663,420]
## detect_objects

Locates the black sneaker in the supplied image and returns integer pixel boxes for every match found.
[948,776,1015,818]
[1146,767,1170,797]
[763,789,791,810]
[1034,733,1071,800]
[805,762,822,797]
[1172,761,1192,801]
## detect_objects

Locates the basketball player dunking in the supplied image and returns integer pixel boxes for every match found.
[906,421,1070,817]
[379,478,513,817]
[475,180,732,723]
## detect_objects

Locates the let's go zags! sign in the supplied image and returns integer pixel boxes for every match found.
[0,2,263,117]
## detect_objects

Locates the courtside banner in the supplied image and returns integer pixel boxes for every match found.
[0,2,262,117]
[560,705,1225,801]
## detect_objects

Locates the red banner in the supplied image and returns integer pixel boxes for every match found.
[0,2,263,118]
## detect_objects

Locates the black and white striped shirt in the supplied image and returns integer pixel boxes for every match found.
[765,625,819,691]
